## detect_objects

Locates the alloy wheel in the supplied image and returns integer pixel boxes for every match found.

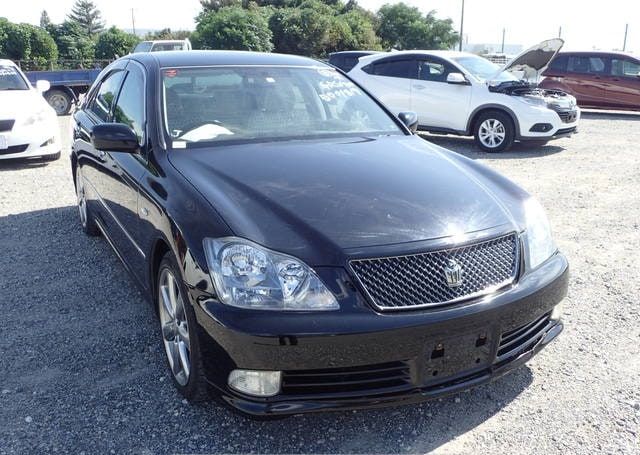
[158,268,191,386]
[49,93,70,115]
[478,118,506,149]
[76,168,88,228]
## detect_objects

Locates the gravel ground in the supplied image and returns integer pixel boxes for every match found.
[1,113,639,454]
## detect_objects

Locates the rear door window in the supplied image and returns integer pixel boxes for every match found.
[611,58,640,77]
[367,59,417,79]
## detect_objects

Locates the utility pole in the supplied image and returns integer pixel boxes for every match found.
[558,26,562,38]
[458,0,465,51]
[131,8,136,36]
[623,23,628,51]
[501,28,505,53]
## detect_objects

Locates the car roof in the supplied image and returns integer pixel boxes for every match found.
[129,50,328,69]
[356,50,477,65]
[0,59,17,66]
[557,50,638,59]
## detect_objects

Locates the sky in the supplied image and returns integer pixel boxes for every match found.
[1,0,638,53]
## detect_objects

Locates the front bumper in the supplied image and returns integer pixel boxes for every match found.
[191,253,568,416]
[516,106,580,141]
[0,120,60,160]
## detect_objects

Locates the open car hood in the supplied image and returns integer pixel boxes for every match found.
[493,38,564,82]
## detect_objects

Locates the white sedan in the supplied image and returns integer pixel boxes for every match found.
[0,60,61,161]
[349,39,580,152]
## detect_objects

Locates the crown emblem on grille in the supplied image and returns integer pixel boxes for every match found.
[444,259,463,288]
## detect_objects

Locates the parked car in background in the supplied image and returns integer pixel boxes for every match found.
[0,60,61,161]
[71,50,567,417]
[328,51,379,72]
[349,39,580,152]
[132,39,192,53]
[25,67,102,115]
[540,51,640,111]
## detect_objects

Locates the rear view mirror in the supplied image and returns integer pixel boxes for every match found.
[91,123,140,153]
[35,80,50,93]
[398,111,419,133]
[446,73,470,85]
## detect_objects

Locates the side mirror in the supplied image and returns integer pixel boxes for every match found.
[446,73,469,85]
[91,123,140,153]
[35,80,50,93]
[398,111,419,133]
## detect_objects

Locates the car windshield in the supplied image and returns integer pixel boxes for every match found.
[0,65,29,90]
[162,66,403,145]
[453,56,518,83]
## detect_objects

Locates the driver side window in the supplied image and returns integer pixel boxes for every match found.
[88,71,124,122]
[418,59,454,82]
[113,65,145,145]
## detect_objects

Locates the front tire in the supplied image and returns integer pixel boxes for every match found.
[473,110,515,152]
[75,166,100,236]
[157,252,210,402]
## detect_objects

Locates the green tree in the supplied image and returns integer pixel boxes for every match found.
[269,0,379,56]
[192,6,273,52]
[376,3,458,50]
[28,25,58,66]
[47,21,96,63]
[40,10,51,29]
[269,1,333,56]
[200,0,242,12]
[68,0,105,36]
[144,28,192,41]
[95,26,139,59]
[0,20,58,68]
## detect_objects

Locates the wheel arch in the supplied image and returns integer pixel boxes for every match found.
[467,104,521,138]
[149,236,172,311]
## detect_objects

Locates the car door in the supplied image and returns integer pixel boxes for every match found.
[605,57,640,109]
[97,61,150,283]
[359,57,417,115]
[410,57,472,131]
[564,55,608,107]
[73,63,127,239]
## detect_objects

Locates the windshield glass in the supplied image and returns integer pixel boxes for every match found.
[0,65,29,90]
[162,66,402,145]
[453,56,518,82]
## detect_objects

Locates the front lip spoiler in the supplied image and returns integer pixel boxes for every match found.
[213,320,563,417]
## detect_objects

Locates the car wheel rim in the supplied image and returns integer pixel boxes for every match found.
[159,268,191,386]
[479,119,506,148]
[76,169,87,227]
[49,94,69,115]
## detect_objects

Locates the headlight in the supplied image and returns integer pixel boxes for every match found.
[203,237,339,311]
[517,96,546,108]
[524,197,556,269]
[21,109,49,126]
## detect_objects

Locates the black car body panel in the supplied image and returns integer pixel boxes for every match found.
[71,50,568,417]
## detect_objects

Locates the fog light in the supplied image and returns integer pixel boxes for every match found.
[40,137,55,147]
[228,370,281,397]
[550,302,563,321]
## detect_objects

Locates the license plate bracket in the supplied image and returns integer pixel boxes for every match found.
[425,331,493,382]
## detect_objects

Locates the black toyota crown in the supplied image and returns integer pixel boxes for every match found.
[71,50,568,416]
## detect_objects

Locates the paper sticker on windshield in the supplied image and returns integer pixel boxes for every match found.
[164,69,178,78]
[172,141,186,149]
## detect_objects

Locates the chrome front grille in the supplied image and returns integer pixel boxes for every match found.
[350,233,519,311]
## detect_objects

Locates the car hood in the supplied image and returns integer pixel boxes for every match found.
[0,90,49,120]
[493,38,564,83]
[169,135,526,265]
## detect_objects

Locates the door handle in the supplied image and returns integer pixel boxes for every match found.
[413,84,426,90]
[140,207,149,217]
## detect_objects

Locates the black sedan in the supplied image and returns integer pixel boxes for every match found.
[71,50,568,417]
